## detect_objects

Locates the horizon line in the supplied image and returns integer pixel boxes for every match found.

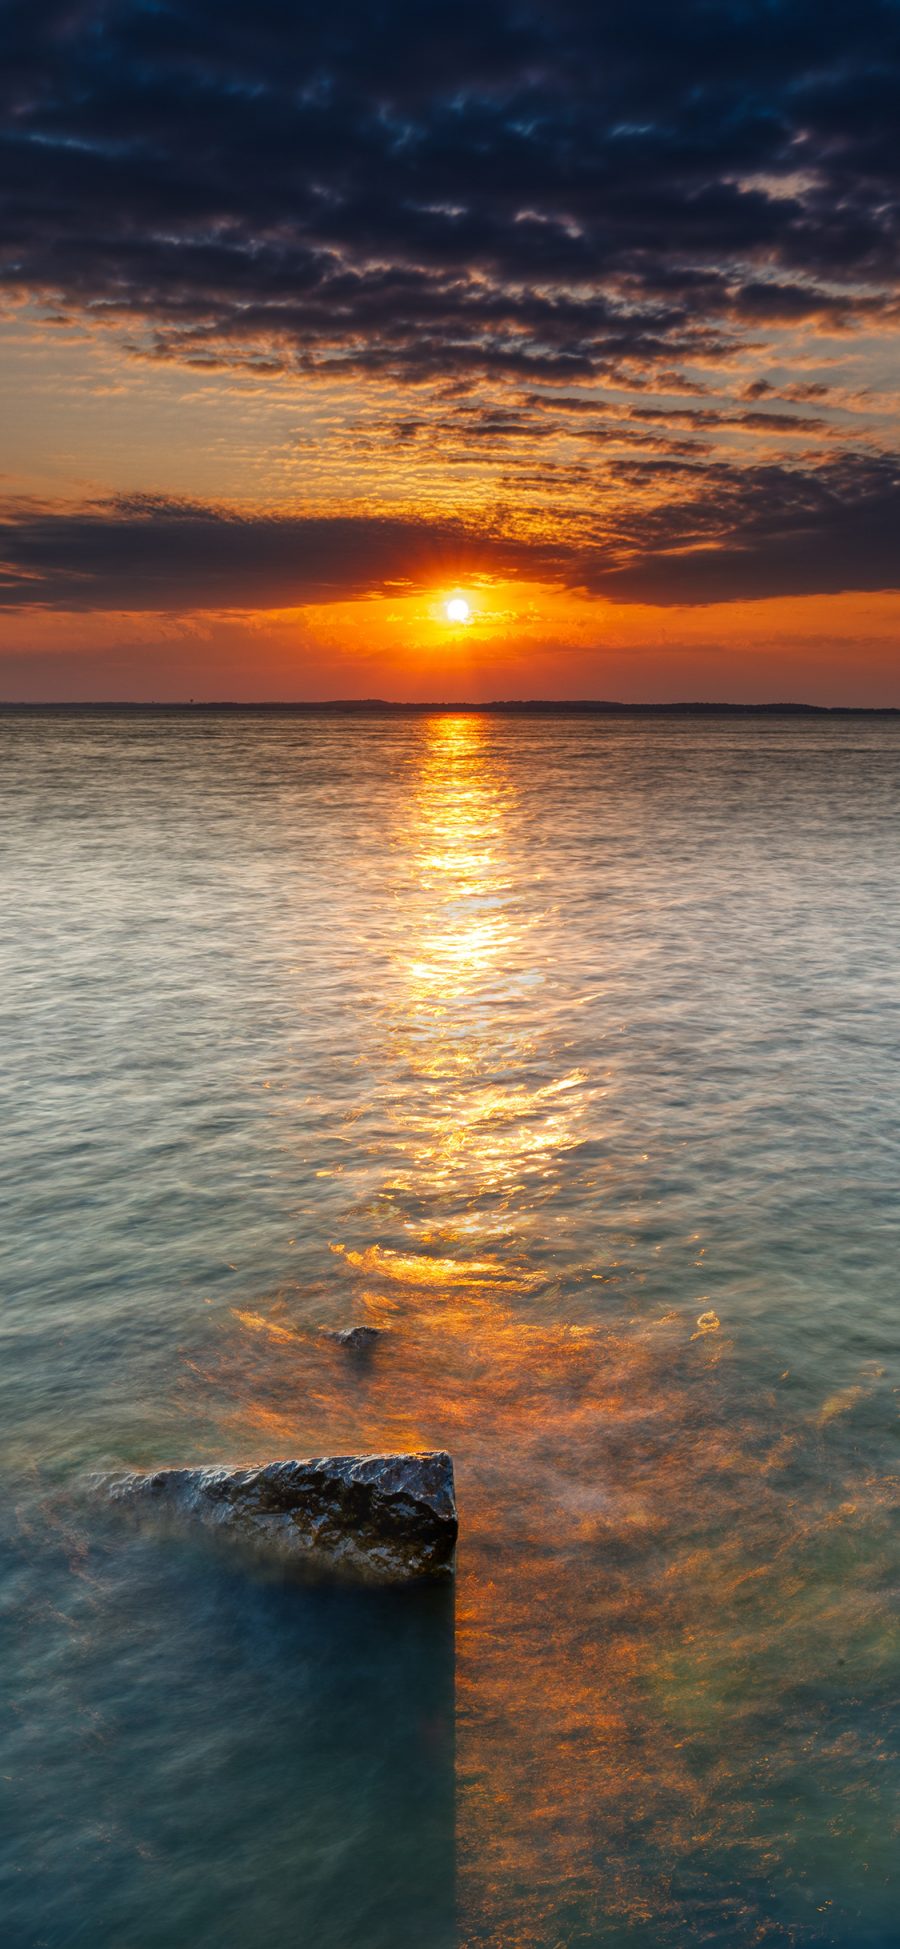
[2,698,900,715]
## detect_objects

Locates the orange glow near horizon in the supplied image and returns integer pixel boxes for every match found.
[0,299,899,700]
[0,173,898,708]
[3,559,900,703]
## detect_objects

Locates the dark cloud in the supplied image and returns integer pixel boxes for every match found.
[3,453,898,610]
[0,498,539,609]
[1,0,899,384]
[575,453,900,603]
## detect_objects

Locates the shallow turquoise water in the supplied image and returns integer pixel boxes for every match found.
[0,708,896,1947]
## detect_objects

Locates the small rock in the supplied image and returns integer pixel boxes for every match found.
[332,1325,384,1350]
[102,1451,457,1582]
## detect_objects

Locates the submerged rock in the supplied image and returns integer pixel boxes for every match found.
[331,1325,384,1351]
[103,1451,457,1583]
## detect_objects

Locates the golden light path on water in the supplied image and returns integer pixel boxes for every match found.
[215,716,895,1947]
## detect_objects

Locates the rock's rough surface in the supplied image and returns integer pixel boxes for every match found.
[332,1325,384,1350]
[103,1451,457,1582]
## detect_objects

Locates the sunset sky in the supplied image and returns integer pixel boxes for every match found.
[2,0,899,701]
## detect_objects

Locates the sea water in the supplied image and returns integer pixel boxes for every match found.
[0,708,896,1947]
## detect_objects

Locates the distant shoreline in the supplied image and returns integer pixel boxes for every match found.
[3,699,900,716]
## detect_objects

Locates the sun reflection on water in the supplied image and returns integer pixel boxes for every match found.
[207,714,896,1946]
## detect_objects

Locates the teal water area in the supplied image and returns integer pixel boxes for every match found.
[0,708,896,1946]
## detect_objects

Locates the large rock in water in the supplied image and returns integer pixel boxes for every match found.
[103,1451,458,1583]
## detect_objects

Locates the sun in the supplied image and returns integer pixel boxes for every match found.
[445,595,471,624]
